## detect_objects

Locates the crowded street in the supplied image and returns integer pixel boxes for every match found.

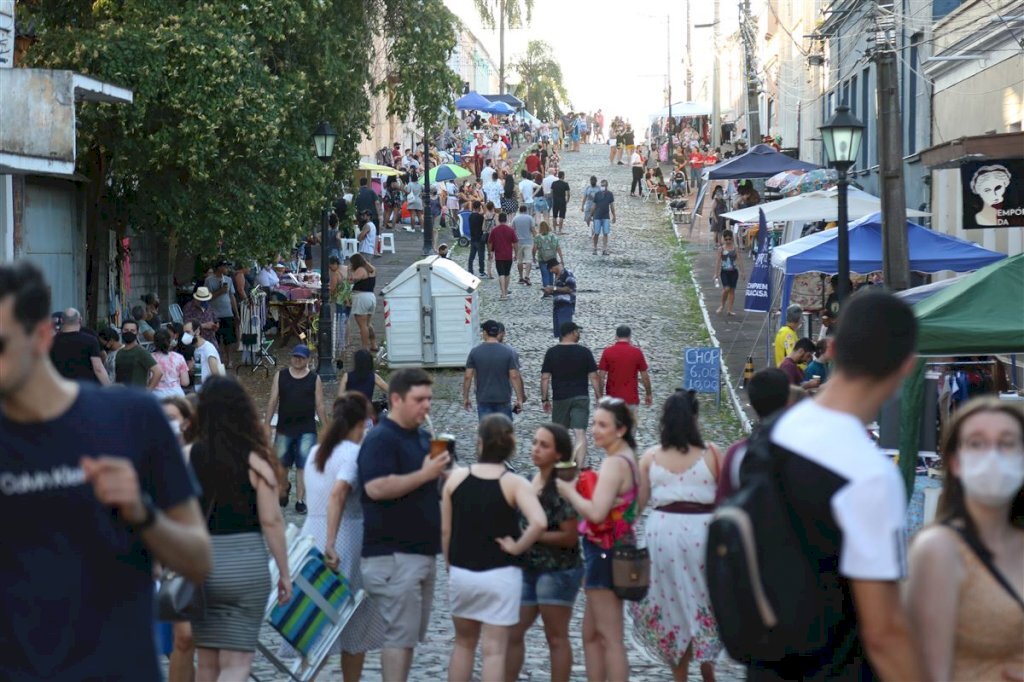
[2,1,1023,682]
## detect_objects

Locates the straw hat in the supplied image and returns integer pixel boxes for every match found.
[193,287,213,302]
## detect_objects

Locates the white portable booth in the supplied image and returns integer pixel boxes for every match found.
[381,256,481,368]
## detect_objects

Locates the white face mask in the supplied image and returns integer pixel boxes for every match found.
[959,449,1024,506]
[181,332,195,345]
[168,419,182,436]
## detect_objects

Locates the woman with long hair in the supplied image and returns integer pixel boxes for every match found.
[506,423,583,682]
[501,173,519,216]
[338,349,388,403]
[631,390,723,682]
[304,392,388,682]
[442,415,547,682]
[188,376,291,681]
[556,399,640,681]
[906,398,1024,681]
[714,230,741,316]
[152,329,190,398]
[348,254,377,352]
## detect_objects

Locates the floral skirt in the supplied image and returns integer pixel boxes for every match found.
[628,510,723,666]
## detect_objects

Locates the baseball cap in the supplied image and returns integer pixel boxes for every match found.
[559,321,582,337]
[291,344,311,358]
[480,319,501,337]
[214,257,231,268]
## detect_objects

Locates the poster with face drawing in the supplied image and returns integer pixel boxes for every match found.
[960,159,1024,229]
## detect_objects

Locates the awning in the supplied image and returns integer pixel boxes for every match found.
[455,92,492,111]
[703,144,820,180]
[721,187,931,223]
[918,132,1024,169]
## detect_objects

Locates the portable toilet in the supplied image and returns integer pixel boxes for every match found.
[381,256,481,368]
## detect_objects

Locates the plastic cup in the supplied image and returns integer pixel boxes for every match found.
[430,434,455,460]
[554,461,579,481]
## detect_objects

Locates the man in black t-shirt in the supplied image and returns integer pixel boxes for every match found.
[50,308,109,384]
[549,171,571,234]
[355,177,380,225]
[541,322,602,465]
[466,200,486,276]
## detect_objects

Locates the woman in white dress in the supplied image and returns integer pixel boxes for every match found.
[302,392,387,682]
[631,390,723,682]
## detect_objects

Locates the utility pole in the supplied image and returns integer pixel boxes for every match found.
[711,0,721,147]
[872,2,910,290]
[740,0,761,143]
[685,0,693,101]
[667,15,674,167]
[498,0,506,94]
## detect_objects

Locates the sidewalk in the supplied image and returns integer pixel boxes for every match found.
[669,194,771,428]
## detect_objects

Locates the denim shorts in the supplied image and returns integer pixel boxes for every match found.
[521,566,584,607]
[275,432,317,469]
[592,218,611,236]
[582,538,613,590]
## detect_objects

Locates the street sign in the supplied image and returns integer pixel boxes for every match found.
[683,346,721,406]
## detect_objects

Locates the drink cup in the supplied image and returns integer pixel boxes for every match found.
[430,433,456,461]
[812,375,821,382]
[554,461,578,481]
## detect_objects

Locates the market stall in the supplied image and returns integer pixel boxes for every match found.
[897,254,1024,494]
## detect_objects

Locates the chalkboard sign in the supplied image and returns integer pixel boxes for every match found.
[683,347,721,404]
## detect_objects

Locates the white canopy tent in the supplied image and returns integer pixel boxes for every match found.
[649,101,712,119]
[720,187,931,223]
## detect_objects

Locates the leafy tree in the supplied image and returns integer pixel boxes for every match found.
[19,0,459,260]
[510,40,569,121]
[471,0,533,94]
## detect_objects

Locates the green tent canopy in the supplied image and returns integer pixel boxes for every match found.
[898,253,1024,493]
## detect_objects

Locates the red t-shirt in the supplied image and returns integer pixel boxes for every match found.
[779,357,804,385]
[488,223,518,261]
[689,152,705,169]
[598,340,649,404]
[525,154,541,175]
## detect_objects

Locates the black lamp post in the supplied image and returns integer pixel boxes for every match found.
[421,130,434,256]
[819,104,864,306]
[312,121,338,379]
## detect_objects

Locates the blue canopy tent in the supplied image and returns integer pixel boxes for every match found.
[483,94,524,108]
[692,144,821,218]
[702,144,820,180]
[483,100,515,115]
[455,91,492,111]
[771,212,1007,308]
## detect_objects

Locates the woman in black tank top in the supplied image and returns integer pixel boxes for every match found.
[441,414,547,682]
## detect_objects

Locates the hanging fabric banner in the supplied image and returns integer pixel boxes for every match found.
[743,209,771,313]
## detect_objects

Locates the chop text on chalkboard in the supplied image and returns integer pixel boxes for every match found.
[683,346,721,406]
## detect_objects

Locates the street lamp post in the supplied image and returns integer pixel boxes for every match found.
[421,131,434,256]
[312,121,338,380]
[819,104,864,306]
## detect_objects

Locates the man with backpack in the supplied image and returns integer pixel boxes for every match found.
[707,290,923,681]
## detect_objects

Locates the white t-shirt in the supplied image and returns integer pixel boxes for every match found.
[488,141,505,162]
[518,179,539,203]
[359,221,377,255]
[631,152,643,167]
[542,173,557,195]
[192,341,224,390]
[483,180,503,205]
[771,398,907,581]
[257,267,279,288]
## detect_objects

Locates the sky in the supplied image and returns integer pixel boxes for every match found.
[442,0,740,128]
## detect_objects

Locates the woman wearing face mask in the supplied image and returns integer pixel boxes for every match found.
[152,329,190,399]
[906,398,1024,682]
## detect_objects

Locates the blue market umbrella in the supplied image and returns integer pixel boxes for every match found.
[455,91,492,111]
[484,100,515,115]
[428,163,473,183]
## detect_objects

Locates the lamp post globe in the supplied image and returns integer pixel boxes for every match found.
[312,121,337,380]
[819,105,864,307]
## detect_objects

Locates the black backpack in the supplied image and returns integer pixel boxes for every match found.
[705,421,842,664]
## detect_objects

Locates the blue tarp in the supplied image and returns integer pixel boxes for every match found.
[703,144,820,179]
[772,212,1007,307]
[455,91,492,111]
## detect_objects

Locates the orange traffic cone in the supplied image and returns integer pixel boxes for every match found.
[740,355,755,389]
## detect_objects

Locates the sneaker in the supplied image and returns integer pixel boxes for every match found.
[295,501,308,515]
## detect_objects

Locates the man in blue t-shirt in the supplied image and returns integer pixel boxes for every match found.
[358,368,449,682]
[0,261,211,682]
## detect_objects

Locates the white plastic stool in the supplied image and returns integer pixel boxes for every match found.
[340,238,358,258]
[378,233,396,254]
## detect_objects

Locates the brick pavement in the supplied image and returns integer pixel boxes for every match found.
[245,144,747,681]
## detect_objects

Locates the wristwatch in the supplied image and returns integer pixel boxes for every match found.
[127,493,159,533]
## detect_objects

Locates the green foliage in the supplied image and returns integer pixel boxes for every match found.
[20,0,458,260]
[471,0,534,30]
[510,40,569,121]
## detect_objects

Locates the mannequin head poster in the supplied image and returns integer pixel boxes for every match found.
[961,159,1024,229]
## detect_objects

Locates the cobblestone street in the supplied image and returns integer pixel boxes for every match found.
[251,144,746,681]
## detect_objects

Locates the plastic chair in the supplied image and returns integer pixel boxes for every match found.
[340,239,358,258]
[378,232,396,254]
[169,303,184,324]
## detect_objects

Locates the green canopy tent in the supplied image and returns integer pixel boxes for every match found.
[898,253,1024,493]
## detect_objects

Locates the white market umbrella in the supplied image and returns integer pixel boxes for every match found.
[720,187,930,223]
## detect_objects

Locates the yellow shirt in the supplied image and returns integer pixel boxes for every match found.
[774,325,798,367]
